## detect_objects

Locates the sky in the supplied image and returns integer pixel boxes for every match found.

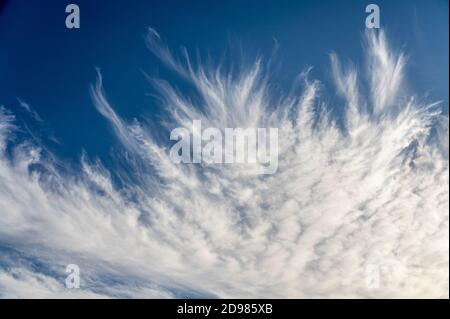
[0,0,448,298]
[0,0,448,165]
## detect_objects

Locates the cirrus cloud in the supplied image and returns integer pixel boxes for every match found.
[0,29,448,298]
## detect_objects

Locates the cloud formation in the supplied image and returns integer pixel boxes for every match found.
[0,30,448,298]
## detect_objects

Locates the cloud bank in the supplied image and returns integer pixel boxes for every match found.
[0,30,448,298]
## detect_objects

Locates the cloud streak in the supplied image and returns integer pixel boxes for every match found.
[0,30,448,298]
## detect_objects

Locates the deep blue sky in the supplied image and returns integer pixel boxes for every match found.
[0,0,448,166]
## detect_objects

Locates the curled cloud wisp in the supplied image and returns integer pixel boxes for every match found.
[0,30,448,298]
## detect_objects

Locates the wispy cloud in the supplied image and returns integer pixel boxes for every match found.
[16,98,43,123]
[0,30,448,298]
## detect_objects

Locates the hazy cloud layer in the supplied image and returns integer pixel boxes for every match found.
[0,30,448,298]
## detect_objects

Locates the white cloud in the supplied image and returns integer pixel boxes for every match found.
[0,30,448,298]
